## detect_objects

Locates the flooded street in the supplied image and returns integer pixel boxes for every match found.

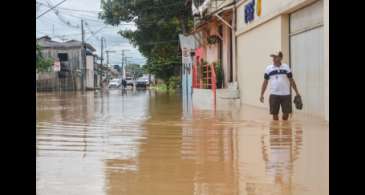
[36,90,328,195]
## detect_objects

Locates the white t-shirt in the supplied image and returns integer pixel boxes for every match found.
[264,64,292,96]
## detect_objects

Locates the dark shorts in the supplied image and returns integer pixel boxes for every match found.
[269,94,292,115]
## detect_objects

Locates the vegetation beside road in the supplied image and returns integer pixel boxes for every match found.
[100,0,192,86]
[36,44,53,73]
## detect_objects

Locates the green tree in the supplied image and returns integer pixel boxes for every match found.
[99,0,193,88]
[36,44,53,73]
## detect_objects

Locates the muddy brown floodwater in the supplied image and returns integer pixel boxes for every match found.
[36,90,328,195]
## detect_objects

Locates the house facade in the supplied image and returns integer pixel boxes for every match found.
[188,0,238,89]
[185,0,329,121]
[235,0,328,121]
[36,36,99,91]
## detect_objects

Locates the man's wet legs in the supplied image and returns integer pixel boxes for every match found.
[273,114,289,120]
[282,113,289,120]
[273,114,279,120]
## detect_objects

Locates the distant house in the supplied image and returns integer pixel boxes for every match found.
[36,36,98,91]
[113,65,121,73]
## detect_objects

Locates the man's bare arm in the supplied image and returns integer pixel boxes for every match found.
[289,78,300,95]
[260,80,268,103]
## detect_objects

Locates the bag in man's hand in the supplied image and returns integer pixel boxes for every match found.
[293,95,303,110]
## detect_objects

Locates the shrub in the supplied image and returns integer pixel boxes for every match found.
[167,76,181,90]
[214,61,224,88]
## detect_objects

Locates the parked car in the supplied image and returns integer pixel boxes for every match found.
[142,74,154,85]
[125,77,134,86]
[136,77,148,88]
[108,78,122,88]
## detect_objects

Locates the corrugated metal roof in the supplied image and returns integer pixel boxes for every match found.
[37,36,96,51]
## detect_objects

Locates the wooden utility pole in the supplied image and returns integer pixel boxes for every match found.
[100,37,104,86]
[105,50,116,66]
[81,19,86,91]
[121,50,125,70]
[105,50,112,66]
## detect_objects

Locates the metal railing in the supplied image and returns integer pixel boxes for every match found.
[192,61,217,106]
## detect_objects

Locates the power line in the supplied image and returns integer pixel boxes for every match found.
[38,5,101,23]
[101,1,184,11]
[38,8,139,29]
[37,30,93,39]
[62,13,105,24]
[85,25,108,41]
[38,1,180,26]
[37,1,101,13]
[36,0,68,19]
[52,6,100,14]
[54,11,80,28]
[37,1,104,25]
[55,11,137,26]
[41,0,81,29]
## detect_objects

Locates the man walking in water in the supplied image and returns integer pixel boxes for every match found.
[260,51,300,120]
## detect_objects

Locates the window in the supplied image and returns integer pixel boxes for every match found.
[58,53,68,61]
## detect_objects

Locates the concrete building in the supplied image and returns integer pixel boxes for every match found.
[235,0,329,121]
[185,0,329,121]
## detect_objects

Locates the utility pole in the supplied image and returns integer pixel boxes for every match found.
[123,57,128,78]
[124,57,131,78]
[105,50,116,66]
[120,49,129,79]
[105,50,112,66]
[100,37,104,87]
[105,50,116,81]
[121,50,124,79]
[121,50,125,76]
[81,19,86,91]
[106,51,110,66]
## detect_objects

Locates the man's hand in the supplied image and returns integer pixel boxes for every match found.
[260,96,264,103]
[260,80,268,104]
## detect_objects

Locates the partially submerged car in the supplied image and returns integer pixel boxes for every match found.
[108,78,122,88]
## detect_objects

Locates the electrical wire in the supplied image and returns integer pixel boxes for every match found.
[85,23,107,41]
[36,0,68,19]
[37,1,100,13]
[37,0,184,26]
[43,0,81,29]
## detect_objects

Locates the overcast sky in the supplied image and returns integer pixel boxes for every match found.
[36,0,146,65]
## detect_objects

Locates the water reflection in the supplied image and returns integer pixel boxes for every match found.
[36,91,150,195]
[36,91,328,195]
[102,92,238,195]
[256,121,303,195]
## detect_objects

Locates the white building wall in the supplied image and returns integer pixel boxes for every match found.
[235,0,328,121]
[323,0,329,121]
[236,16,285,108]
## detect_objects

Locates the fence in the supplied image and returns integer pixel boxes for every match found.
[36,71,78,92]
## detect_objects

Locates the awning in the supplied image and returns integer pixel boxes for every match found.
[213,2,235,30]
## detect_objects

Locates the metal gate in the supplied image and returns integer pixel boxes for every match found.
[290,0,324,117]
